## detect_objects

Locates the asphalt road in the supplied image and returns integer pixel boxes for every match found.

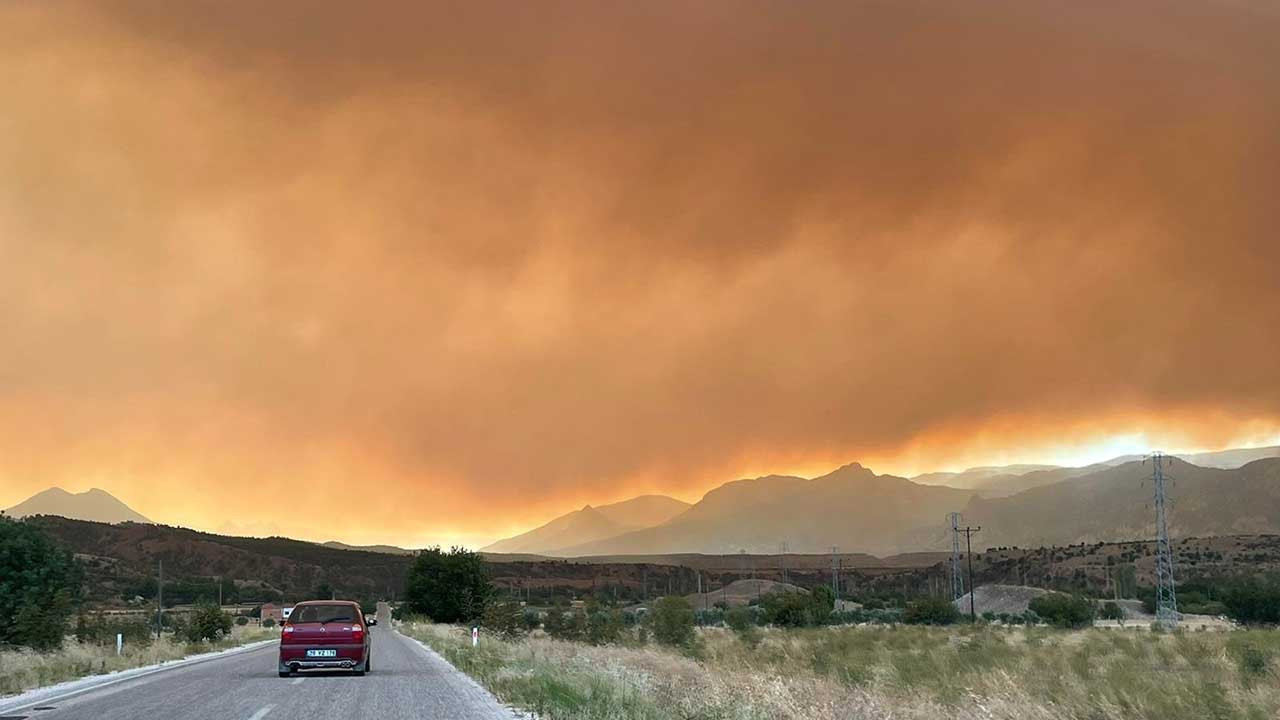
[4,627,520,720]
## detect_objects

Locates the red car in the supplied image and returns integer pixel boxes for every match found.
[278,600,374,677]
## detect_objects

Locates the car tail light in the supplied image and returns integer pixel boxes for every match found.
[351,624,364,642]
[282,625,294,642]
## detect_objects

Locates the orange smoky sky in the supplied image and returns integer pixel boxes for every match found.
[1,1,1278,547]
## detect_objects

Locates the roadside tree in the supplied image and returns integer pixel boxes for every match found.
[403,546,492,624]
[0,515,82,650]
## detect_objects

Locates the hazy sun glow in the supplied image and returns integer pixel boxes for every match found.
[1,0,1277,548]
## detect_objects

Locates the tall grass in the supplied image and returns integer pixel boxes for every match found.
[0,626,274,697]
[401,622,1280,720]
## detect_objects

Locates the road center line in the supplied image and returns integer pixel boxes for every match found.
[245,704,275,720]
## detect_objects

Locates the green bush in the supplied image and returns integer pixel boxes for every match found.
[725,605,760,646]
[74,614,154,648]
[761,588,832,627]
[1223,579,1280,625]
[0,515,83,650]
[1099,601,1125,621]
[184,605,233,642]
[481,599,527,640]
[403,546,492,624]
[903,597,961,625]
[650,596,696,648]
[235,615,250,626]
[587,609,624,645]
[262,617,276,628]
[1028,593,1096,628]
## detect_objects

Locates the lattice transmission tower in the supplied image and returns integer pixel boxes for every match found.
[948,512,965,601]
[1147,452,1179,628]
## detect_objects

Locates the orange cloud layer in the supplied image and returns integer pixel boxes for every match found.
[1,1,1277,546]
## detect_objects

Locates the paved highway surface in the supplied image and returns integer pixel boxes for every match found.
[1,626,521,720]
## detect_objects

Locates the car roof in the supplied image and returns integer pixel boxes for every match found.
[292,600,359,606]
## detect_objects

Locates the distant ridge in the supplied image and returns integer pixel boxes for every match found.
[320,541,415,555]
[4,487,152,525]
[482,495,691,554]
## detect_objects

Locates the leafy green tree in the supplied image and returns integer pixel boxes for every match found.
[903,597,961,625]
[0,515,82,650]
[480,599,526,639]
[184,604,233,642]
[650,596,696,647]
[403,546,492,624]
[1028,593,1096,628]
[587,608,624,645]
[1223,578,1280,625]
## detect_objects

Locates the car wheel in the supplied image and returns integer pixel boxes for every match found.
[278,670,291,678]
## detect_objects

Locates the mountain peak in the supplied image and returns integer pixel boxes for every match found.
[4,487,152,525]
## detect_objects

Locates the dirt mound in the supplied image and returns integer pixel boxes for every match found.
[954,584,1049,615]
[685,578,807,608]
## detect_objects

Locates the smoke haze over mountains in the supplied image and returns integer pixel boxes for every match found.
[1,1,1278,546]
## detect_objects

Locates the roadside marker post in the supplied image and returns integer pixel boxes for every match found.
[471,627,478,647]
[116,633,123,656]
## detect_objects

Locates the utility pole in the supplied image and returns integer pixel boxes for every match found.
[218,575,223,608]
[830,546,840,609]
[156,559,164,640]
[1147,452,1179,628]
[948,513,965,602]
[779,542,789,585]
[958,526,981,621]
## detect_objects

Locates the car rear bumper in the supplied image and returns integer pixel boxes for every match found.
[279,643,366,669]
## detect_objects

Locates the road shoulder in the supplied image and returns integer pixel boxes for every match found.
[0,639,275,716]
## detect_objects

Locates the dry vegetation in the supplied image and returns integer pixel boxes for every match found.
[0,626,273,697]
[402,621,1280,720]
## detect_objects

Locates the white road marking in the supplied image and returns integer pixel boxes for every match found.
[246,704,275,720]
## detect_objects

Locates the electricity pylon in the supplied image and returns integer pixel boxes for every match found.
[1147,452,1179,628]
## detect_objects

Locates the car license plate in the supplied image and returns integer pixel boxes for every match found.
[306,649,337,658]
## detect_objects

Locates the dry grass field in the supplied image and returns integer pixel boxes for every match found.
[0,626,274,697]
[403,621,1280,720]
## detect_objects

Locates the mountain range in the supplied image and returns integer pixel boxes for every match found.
[7,445,1279,558]
[484,446,1280,556]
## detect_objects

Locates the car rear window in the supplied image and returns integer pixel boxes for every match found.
[290,603,359,624]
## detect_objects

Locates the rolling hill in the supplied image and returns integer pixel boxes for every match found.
[4,487,152,524]
[482,495,690,554]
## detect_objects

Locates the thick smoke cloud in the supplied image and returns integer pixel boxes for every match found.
[1,1,1277,544]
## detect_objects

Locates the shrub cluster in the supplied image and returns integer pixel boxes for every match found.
[1028,593,1096,628]
[183,605,233,642]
